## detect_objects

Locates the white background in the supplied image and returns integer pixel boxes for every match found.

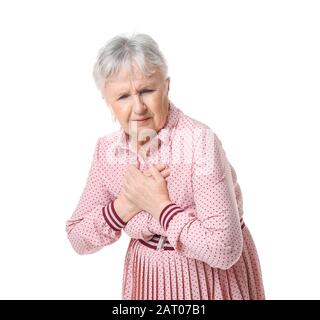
[0,0,319,300]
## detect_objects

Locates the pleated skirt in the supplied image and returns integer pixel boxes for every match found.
[121,226,265,300]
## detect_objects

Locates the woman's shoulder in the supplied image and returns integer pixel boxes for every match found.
[178,111,217,140]
[98,130,121,145]
[93,130,123,158]
[175,111,229,165]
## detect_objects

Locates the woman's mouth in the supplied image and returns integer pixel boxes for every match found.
[132,117,151,125]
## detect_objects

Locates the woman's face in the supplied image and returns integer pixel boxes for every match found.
[103,64,170,140]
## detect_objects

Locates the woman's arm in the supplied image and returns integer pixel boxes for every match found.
[160,129,243,270]
[123,210,159,240]
[66,138,128,255]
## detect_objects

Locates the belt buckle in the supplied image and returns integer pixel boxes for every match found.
[156,235,166,250]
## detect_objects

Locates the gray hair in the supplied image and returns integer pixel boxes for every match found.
[93,33,168,94]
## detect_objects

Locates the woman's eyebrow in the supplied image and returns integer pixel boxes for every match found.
[116,85,155,97]
[117,91,130,97]
[137,81,157,90]
[138,86,154,91]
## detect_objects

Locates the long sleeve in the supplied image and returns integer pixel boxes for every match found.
[160,129,243,270]
[123,210,159,240]
[66,138,127,255]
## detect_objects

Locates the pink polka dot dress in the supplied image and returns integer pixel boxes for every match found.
[66,101,265,300]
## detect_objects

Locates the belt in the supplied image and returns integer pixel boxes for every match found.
[138,234,175,251]
[138,217,246,251]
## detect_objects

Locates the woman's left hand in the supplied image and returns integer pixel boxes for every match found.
[123,164,172,220]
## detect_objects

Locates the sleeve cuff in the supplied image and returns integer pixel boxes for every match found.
[159,203,184,231]
[102,200,127,231]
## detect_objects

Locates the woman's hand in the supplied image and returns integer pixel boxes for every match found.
[114,164,170,222]
[122,164,172,220]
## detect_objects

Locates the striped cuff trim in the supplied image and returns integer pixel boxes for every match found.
[102,201,127,231]
[159,203,184,231]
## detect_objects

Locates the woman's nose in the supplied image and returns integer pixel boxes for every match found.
[132,94,147,114]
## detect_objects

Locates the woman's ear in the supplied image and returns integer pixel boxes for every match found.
[166,77,170,94]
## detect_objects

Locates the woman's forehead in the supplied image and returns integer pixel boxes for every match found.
[105,67,164,92]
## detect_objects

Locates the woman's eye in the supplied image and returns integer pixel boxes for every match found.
[118,95,129,100]
[141,89,154,94]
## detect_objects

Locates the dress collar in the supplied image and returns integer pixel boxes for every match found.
[114,100,181,153]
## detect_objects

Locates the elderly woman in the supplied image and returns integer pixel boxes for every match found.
[66,33,265,300]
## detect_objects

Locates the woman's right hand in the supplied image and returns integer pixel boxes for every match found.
[114,164,170,223]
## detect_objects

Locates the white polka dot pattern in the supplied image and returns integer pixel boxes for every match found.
[66,101,265,299]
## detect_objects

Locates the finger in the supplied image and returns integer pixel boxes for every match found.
[154,164,166,171]
[160,168,171,178]
[144,164,167,176]
[143,170,152,177]
[148,165,164,182]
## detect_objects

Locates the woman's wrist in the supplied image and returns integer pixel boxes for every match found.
[152,199,173,221]
[114,196,139,223]
[158,202,184,231]
[113,197,128,223]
